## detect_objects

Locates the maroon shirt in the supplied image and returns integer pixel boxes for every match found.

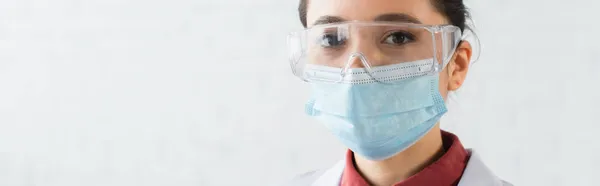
[340,131,469,186]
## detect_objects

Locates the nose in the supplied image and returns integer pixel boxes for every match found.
[345,53,369,69]
[342,29,379,69]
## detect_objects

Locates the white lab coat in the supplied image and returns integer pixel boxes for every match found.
[285,149,512,186]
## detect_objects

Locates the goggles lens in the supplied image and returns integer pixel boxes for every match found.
[288,22,462,83]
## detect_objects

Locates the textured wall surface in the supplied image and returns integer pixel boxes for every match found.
[0,0,599,185]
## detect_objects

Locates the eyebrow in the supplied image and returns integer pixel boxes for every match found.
[374,13,422,24]
[311,16,346,26]
[311,13,422,26]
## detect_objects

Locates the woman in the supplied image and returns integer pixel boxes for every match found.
[285,0,512,185]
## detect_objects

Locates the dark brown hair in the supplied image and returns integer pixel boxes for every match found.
[298,0,471,32]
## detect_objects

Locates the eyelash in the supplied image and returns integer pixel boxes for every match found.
[318,32,347,48]
[317,30,417,48]
[381,30,416,45]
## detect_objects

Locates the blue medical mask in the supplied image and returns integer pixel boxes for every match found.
[305,59,448,161]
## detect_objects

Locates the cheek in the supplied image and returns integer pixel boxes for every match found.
[437,69,450,100]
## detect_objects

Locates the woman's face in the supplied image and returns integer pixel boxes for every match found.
[306,0,472,99]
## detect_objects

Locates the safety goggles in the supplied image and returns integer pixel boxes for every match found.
[287,21,463,83]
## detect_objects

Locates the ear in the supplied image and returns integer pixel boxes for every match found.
[446,41,473,91]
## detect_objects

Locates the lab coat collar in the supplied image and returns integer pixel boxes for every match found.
[457,149,507,186]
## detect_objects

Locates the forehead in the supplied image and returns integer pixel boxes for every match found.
[306,0,447,26]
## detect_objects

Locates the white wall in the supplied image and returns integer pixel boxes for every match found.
[0,0,598,185]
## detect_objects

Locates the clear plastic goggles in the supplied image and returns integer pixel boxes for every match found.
[287,21,463,83]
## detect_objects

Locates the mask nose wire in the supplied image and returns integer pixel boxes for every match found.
[341,52,372,78]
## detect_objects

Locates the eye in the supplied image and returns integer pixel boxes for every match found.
[319,32,347,48]
[382,31,415,45]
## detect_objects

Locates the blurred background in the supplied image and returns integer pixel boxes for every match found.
[0,0,599,185]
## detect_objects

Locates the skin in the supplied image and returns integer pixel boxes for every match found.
[306,0,473,185]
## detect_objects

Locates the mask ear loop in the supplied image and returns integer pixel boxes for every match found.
[446,28,462,77]
[447,23,481,109]
[462,20,482,65]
